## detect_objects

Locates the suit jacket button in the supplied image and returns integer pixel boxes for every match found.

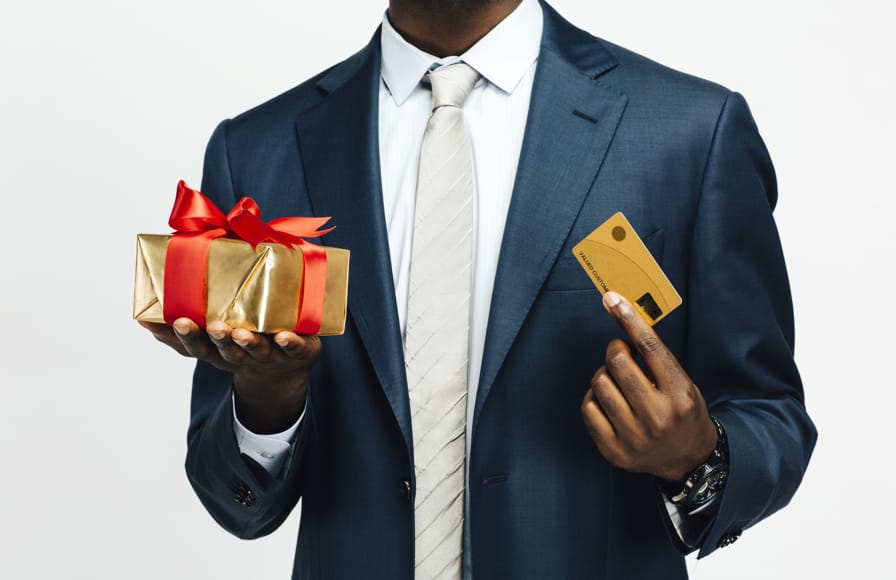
[718,529,743,548]
[233,483,256,507]
[400,480,412,502]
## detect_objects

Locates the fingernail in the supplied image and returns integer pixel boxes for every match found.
[208,328,225,340]
[603,291,622,309]
[173,320,190,336]
[274,334,289,348]
[232,331,249,347]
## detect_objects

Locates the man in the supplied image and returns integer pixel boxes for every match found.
[142,0,816,578]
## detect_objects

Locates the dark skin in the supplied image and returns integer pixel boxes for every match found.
[388,0,523,57]
[142,1,717,483]
[583,292,718,482]
[140,318,320,434]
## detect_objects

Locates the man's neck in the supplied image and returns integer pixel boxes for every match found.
[387,0,524,57]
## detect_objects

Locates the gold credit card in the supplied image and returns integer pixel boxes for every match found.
[572,212,681,325]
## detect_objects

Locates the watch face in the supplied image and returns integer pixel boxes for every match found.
[690,466,728,507]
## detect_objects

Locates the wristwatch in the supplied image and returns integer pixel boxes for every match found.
[661,417,729,514]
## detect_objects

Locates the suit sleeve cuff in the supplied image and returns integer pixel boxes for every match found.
[660,491,718,552]
[231,393,303,475]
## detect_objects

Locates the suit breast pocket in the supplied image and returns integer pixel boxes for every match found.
[542,228,665,292]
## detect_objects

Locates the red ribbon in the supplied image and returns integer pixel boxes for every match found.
[162,180,334,334]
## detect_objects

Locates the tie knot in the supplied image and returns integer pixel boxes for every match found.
[427,63,480,111]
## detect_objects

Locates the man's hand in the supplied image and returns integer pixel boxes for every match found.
[140,318,321,434]
[581,292,717,483]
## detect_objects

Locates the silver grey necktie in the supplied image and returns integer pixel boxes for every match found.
[405,62,479,579]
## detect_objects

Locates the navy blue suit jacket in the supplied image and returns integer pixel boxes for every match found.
[185,3,816,578]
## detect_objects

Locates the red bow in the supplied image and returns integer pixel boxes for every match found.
[163,180,334,334]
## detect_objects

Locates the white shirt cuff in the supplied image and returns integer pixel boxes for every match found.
[231,393,303,475]
[663,495,690,543]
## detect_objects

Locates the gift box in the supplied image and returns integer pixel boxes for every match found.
[133,181,349,335]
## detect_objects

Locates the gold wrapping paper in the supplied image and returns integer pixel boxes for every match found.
[133,234,349,335]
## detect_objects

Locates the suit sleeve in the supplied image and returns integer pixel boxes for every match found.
[183,120,312,539]
[682,92,817,558]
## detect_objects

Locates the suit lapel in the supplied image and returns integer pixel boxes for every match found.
[473,4,628,428]
[296,35,414,456]
[294,4,629,453]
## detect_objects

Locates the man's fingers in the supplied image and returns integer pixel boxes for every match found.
[582,389,616,440]
[605,339,656,414]
[231,328,275,362]
[274,332,322,362]
[601,291,663,356]
[589,365,638,440]
[140,321,190,357]
[172,318,231,367]
[581,389,628,467]
[602,291,684,386]
[205,321,253,365]
[142,317,323,384]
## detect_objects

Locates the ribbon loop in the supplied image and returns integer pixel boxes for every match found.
[162,181,333,334]
[168,180,229,232]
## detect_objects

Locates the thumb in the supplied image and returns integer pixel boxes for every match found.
[602,291,632,322]
[602,291,654,340]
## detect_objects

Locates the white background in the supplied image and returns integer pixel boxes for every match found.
[2,1,893,578]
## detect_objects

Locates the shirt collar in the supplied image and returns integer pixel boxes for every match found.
[380,0,544,106]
